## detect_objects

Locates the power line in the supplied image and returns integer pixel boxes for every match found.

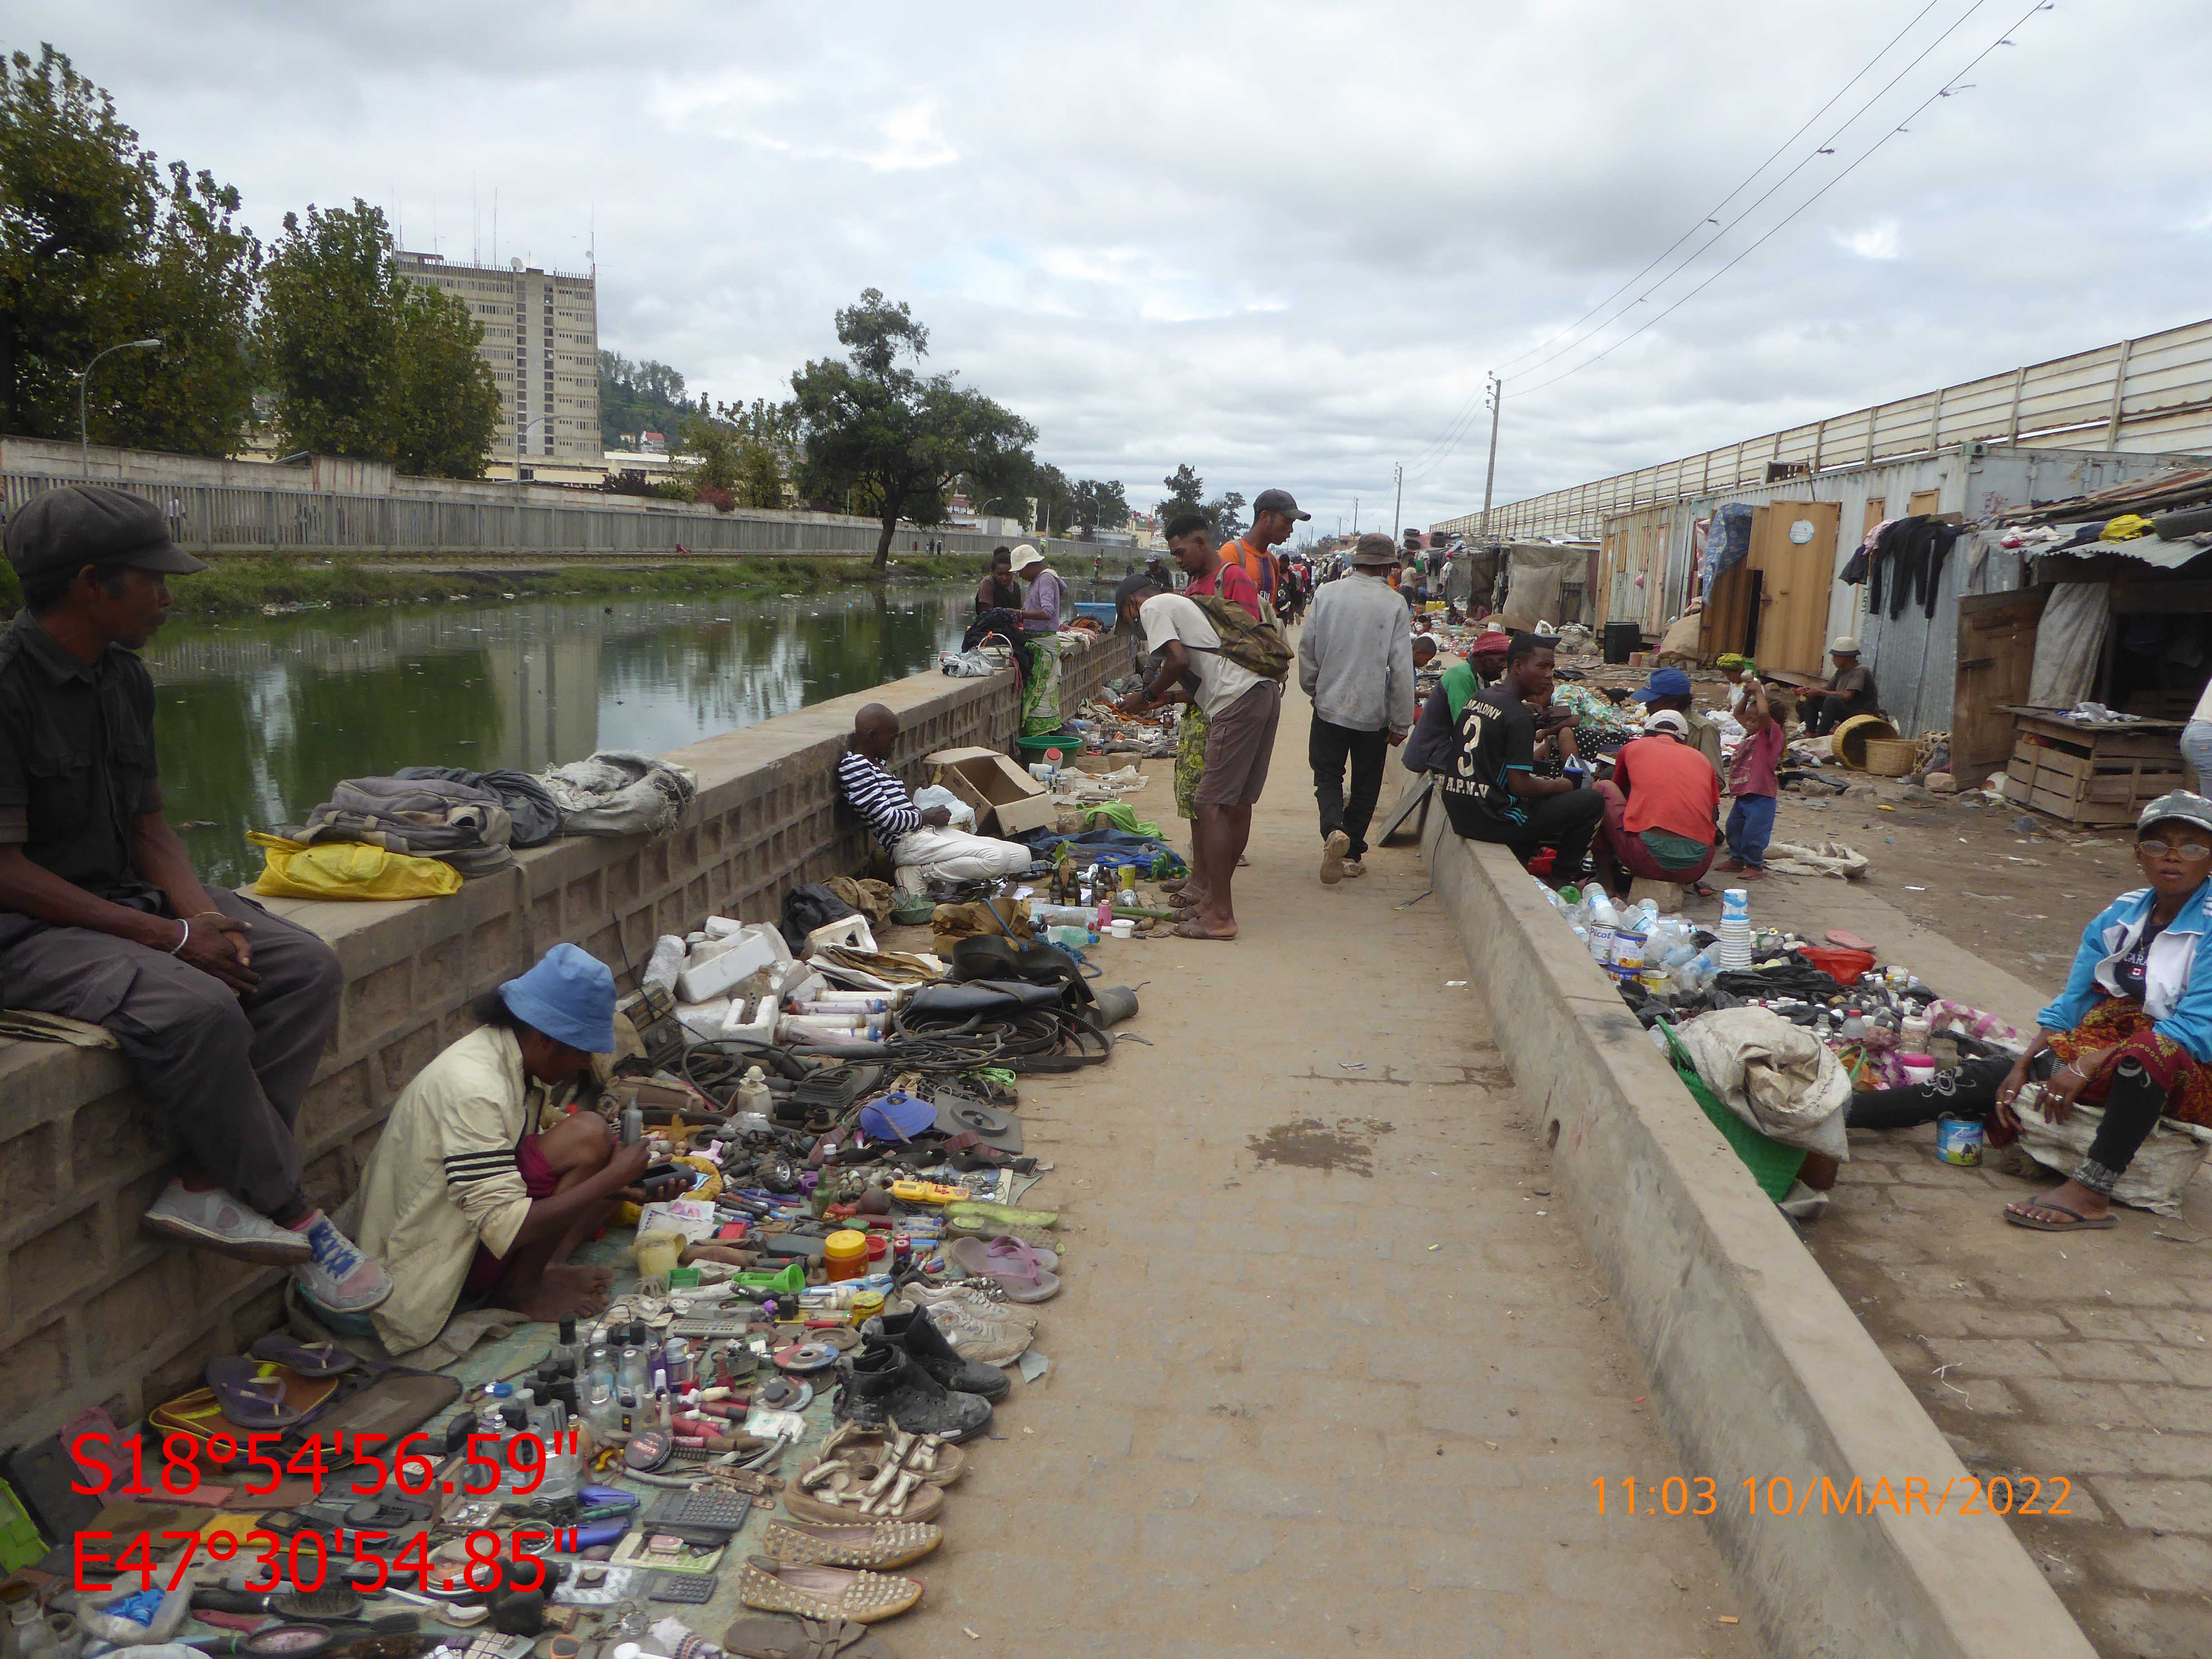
[1404,0,1968,477]
[1498,0,1995,387]
[1509,0,2053,402]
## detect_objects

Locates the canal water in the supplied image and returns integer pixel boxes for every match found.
[144,586,978,890]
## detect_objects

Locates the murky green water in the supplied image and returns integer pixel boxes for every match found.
[143,587,979,890]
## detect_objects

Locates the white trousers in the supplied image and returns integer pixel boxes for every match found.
[891,826,1033,891]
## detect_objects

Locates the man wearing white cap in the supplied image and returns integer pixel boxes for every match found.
[1804,637,1878,736]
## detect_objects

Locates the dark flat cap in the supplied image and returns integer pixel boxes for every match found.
[4,486,209,580]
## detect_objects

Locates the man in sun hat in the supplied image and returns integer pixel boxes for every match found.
[1804,636,1878,736]
[355,943,657,1353]
[0,485,394,1314]
[1298,533,1416,884]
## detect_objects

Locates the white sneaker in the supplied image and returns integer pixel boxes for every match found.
[143,1180,312,1265]
[903,1283,1037,1366]
[1320,830,1350,886]
[290,1212,394,1313]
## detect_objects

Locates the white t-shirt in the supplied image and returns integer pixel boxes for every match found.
[1139,592,1265,719]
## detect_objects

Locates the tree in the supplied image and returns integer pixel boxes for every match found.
[786,288,1037,569]
[1159,464,1205,525]
[0,45,259,454]
[1208,489,1248,541]
[384,281,499,478]
[1068,477,1129,539]
[1022,459,1070,534]
[598,351,703,449]
[259,199,497,476]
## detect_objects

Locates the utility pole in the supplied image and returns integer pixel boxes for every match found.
[1352,496,1359,536]
[1480,372,1502,541]
[1392,463,1403,541]
[75,338,162,477]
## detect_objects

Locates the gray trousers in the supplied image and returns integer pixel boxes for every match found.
[0,889,342,1218]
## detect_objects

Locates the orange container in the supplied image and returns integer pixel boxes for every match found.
[822,1229,869,1282]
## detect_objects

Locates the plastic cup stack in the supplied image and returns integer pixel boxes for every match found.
[1719,887,1753,970]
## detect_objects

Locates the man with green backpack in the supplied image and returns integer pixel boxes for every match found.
[1114,570,1291,942]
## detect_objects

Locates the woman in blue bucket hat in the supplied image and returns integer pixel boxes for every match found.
[352,944,657,1353]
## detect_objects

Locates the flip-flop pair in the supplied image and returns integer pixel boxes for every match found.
[947,1235,1060,1302]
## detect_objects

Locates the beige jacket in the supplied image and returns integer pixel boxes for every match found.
[356,1026,539,1354]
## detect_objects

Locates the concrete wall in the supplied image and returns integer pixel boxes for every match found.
[1420,817,2097,1659]
[0,435,1135,567]
[0,639,1120,1452]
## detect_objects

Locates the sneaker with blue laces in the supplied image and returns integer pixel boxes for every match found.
[289,1210,393,1314]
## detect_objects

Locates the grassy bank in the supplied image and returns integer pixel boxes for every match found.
[0,553,983,617]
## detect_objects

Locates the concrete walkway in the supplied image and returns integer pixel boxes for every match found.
[892,677,1749,1657]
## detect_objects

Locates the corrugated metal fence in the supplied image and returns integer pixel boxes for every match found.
[1438,315,2212,542]
[0,471,1116,567]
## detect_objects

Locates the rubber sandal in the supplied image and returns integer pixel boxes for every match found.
[783,1475,946,1526]
[736,1556,921,1625]
[946,1236,1060,1303]
[1171,919,1237,941]
[204,1358,299,1429]
[2003,1200,2117,1232]
[722,1615,897,1659]
[810,1422,968,1488]
[248,1335,357,1378]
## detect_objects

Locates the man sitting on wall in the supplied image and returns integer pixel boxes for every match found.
[356,945,652,1355]
[0,486,390,1316]
[1440,633,1604,886]
[838,703,1032,891]
[1804,637,1879,736]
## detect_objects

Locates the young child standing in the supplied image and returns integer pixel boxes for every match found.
[1722,675,1786,878]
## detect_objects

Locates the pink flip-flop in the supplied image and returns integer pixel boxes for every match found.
[947,1235,1061,1303]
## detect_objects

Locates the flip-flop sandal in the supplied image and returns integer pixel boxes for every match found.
[248,1335,357,1378]
[722,1614,897,1658]
[1824,928,1876,952]
[204,1358,299,1429]
[1171,919,1237,941]
[2003,1200,2116,1233]
[946,1235,1061,1303]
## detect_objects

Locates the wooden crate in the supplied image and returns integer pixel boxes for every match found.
[2005,711,2184,825]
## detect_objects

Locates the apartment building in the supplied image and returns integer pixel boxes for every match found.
[394,251,603,476]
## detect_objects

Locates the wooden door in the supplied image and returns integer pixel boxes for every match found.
[1907,488,1942,516]
[1952,588,2050,781]
[1748,500,1842,678]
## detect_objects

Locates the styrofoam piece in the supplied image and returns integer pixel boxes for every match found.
[702,916,750,938]
[804,915,877,955]
[720,999,776,1044]
[643,935,687,995]
[675,998,731,1039]
[688,936,737,965]
[678,928,787,1003]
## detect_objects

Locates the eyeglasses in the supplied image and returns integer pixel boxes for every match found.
[2137,840,2212,862]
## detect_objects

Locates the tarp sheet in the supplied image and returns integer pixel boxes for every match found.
[2026,581,2110,709]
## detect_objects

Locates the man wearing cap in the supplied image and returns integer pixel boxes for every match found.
[1593,710,1721,895]
[1804,637,1879,736]
[355,944,656,1354]
[1220,489,1308,616]
[1298,534,1416,884]
[1404,631,1509,774]
[1010,544,1068,736]
[1632,665,1725,779]
[1162,512,1261,854]
[0,485,390,1313]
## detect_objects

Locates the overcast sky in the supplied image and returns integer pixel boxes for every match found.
[14,0,2209,532]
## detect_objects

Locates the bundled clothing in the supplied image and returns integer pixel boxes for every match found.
[1841,515,1968,621]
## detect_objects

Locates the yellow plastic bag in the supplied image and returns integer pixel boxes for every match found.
[247,831,463,901]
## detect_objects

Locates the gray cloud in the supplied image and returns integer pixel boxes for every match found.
[10,0,2209,532]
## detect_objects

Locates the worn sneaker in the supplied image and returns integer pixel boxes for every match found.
[143,1180,312,1265]
[900,1283,1037,1366]
[1341,858,1367,879]
[1320,829,1350,886]
[290,1212,393,1313]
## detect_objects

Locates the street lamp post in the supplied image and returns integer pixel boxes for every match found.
[75,338,162,478]
[513,415,551,554]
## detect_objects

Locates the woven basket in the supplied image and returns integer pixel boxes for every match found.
[1862,736,1917,777]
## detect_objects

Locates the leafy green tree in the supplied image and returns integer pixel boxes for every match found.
[786,289,1037,569]
[1069,477,1129,539]
[259,199,497,476]
[0,45,258,454]
[384,281,499,478]
[599,351,703,448]
[1021,460,1070,534]
[1159,464,1205,525]
[1208,489,1248,541]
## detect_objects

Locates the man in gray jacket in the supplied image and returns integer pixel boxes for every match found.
[1298,533,1417,884]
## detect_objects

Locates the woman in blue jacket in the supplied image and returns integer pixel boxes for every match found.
[1848,792,2212,1232]
[1993,792,2212,1230]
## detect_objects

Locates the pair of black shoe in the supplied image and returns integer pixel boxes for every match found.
[834,1306,1003,1443]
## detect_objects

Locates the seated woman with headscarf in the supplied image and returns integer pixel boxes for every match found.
[1848,792,2212,1232]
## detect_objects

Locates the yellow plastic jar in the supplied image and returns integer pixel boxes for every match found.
[823,1229,869,1282]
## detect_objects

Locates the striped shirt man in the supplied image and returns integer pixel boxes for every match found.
[837,747,919,850]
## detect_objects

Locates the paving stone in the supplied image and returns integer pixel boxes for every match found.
[1925,1336,2062,1378]
[2050,1341,2175,1382]
[2095,1531,2212,1592]
[2088,1477,2212,1533]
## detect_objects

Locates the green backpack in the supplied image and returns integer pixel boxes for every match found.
[1188,594,1293,683]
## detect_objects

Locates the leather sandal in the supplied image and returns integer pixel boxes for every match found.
[722,1615,897,1658]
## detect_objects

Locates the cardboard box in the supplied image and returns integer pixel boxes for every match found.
[927,745,1048,837]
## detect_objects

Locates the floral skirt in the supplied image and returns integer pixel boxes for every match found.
[2049,998,2212,1127]
[1020,632,1063,736]
[1175,703,1211,821]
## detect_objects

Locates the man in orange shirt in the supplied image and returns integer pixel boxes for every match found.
[1219,488,1306,613]
[1592,710,1720,894]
